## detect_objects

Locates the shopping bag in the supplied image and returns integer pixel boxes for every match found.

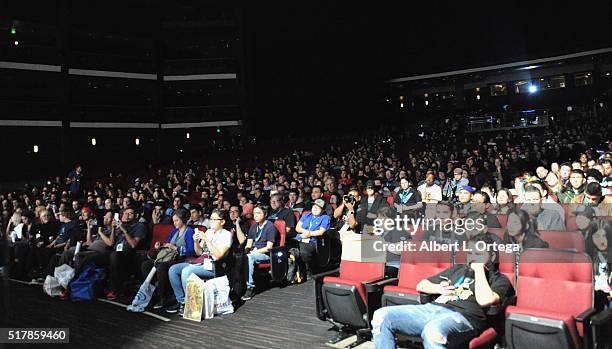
[54,264,75,289]
[183,273,205,322]
[70,262,105,301]
[43,275,62,297]
[127,267,157,312]
[206,275,234,315]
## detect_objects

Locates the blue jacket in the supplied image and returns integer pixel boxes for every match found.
[165,226,196,257]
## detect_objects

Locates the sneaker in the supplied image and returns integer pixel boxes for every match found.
[105,291,118,301]
[177,303,185,317]
[153,300,164,309]
[241,288,255,301]
[165,302,179,314]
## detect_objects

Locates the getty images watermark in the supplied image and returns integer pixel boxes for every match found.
[370,216,521,253]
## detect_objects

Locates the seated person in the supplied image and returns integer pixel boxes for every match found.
[294,199,330,277]
[267,194,297,236]
[44,210,80,276]
[167,208,232,315]
[151,199,172,225]
[187,203,209,228]
[26,209,59,279]
[394,178,422,218]
[586,219,612,310]
[571,182,612,216]
[454,186,474,217]
[241,205,278,301]
[423,201,459,245]
[355,181,389,234]
[372,234,515,349]
[333,187,361,230]
[104,206,147,300]
[503,208,549,252]
[522,186,565,231]
[141,208,196,310]
[228,205,249,252]
[469,191,502,228]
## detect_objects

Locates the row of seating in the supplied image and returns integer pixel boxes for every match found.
[315,248,612,349]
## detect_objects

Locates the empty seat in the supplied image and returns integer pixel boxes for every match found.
[319,260,386,329]
[505,249,596,349]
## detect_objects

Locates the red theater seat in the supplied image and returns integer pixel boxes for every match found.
[316,259,388,345]
[495,214,508,228]
[382,250,452,306]
[538,230,585,252]
[505,249,597,349]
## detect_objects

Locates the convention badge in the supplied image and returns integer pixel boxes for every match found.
[116,243,124,252]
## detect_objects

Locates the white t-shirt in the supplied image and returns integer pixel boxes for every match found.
[204,228,233,260]
[417,183,442,203]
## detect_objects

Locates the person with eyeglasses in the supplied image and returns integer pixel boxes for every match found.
[242,205,278,301]
[166,209,232,315]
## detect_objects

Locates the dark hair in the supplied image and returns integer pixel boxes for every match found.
[585,182,602,197]
[524,185,542,198]
[471,233,500,269]
[173,208,190,224]
[189,204,203,214]
[288,188,299,196]
[312,185,323,192]
[585,220,612,263]
[436,201,455,213]
[504,208,538,240]
[210,208,229,224]
[230,205,242,215]
[254,204,269,216]
[496,188,514,204]
[473,191,491,204]
[570,169,585,177]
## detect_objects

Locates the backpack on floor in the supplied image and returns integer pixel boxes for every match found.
[229,253,248,298]
[286,247,303,284]
[70,262,105,301]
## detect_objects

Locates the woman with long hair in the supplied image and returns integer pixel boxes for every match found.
[492,188,514,214]
[585,220,612,310]
[503,208,549,251]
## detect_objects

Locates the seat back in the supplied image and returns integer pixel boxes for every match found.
[386,196,394,206]
[397,250,453,291]
[151,224,174,248]
[292,210,300,224]
[273,220,286,247]
[516,249,592,316]
[495,214,508,228]
[339,259,385,282]
[487,228,505,241]
[537,230,585,252]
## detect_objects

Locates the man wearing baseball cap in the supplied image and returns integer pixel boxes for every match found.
[455,185,475,216]
[295,199,330,278]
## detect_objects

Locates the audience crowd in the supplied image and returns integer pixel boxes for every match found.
[1,114,611,318]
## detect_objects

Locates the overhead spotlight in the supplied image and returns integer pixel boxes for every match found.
[425,100,429,106]
[14,40,19,46]
[476,94,481,100]
[33,145,39,153]
[10,27,16,35]
[91,138,97,146]
[400,102,404,108]
[528,85,538,93]
[186,132,190,139]
[135,138,140,146]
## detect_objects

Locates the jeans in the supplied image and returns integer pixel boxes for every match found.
[372,303,476,349]
[246,252,270,288]
[169,262,215,304]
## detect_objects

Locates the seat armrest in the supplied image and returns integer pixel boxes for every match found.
[364,277,398,293]
[575,307,598,323]
[313,268,340,282]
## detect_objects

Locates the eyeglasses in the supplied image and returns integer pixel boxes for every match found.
[210,217,223,221]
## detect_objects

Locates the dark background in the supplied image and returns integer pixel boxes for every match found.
[245,2,612,135]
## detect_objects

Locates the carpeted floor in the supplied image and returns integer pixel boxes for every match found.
[4,279,337,349]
